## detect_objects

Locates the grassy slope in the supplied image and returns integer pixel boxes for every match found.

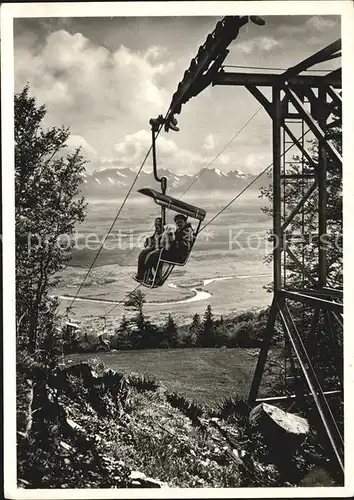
[67,347,284,406]
[18,357,320,489]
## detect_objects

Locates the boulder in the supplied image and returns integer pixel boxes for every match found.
[249,403,309,454]
[128,471,168,488]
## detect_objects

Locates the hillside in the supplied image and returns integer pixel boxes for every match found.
[17,357,339,489]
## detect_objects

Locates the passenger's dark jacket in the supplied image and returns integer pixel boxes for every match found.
[144,231,162,249]
[173,223,194,257]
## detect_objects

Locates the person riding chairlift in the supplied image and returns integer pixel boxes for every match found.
[144,213,194,282]
[135,217,163,281]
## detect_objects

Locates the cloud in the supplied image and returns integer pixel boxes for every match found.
[217,154,230,165]
[103,129,234,174]
[15,30,175,127]
[236,36,281,54]
[277,15,338,36]
[144,45,168,62]
[114,129,177,161]
[306,16,338,31]
[202,134,215,151]
[66,135,97,158]
[244,152,270,174]
[113,129,201,172]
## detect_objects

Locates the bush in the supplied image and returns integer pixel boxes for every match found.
[75,332,100,353]
[217,394,250,423]
[111,330,132,350]
[127,373,159,393]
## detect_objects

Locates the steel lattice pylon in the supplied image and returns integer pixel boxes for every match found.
[163,17,343,474]
[213,40,343,473]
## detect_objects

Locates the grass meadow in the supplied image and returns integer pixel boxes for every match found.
[66,347,284,406]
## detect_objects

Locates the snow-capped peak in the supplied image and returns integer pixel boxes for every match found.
[234,169,247,178]
[215,168,228,177]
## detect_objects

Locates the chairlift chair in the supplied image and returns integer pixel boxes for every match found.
[134,188,206,288]
[133,114,206,288]
[63,321,80,336]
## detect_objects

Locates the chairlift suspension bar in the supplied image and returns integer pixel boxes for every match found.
[150,116,168,226]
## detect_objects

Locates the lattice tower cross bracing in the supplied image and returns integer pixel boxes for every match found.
[213,39,343,473]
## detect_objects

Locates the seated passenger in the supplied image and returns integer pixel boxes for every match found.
[169,214,194,262]
[144,214,194,281]
[135,217,162,281]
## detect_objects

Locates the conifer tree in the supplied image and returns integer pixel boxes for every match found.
[119,315,129,332]
[197,305,216,347]
[15,85,88,353]
[162,313,179,348]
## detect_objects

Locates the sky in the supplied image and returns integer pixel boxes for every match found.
[13,12,341,175]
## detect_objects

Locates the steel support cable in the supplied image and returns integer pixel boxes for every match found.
[178,106,263,197]
[101,111,297,320]
[200,128,311,232]
[67,114,169,310]
[104,105,263,277]
[71,128,311,319]
[73,283,142,325]
[71,103,260,317]
[102,121,309,319]
[103,282,142,318]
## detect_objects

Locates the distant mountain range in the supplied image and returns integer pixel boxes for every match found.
[79,167,269,198]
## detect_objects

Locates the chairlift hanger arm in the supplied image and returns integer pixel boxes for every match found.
[149,115,166,187]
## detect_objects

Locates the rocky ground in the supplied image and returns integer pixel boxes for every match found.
[16,356,342,489]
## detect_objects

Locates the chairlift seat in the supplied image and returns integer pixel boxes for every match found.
[65,322,80,329]
[133,260,174,288]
